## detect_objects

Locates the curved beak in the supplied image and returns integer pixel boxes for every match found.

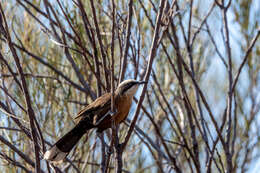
[138,81,147,85]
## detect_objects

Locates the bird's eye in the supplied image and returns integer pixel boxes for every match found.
[122,82,136,93]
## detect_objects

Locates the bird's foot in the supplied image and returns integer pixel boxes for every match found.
[109,109,118,124]
[109,109,118,117]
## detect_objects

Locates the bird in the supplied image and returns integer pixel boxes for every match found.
[43,79,146,163]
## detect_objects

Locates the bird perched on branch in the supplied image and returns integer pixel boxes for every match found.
[43,79,146,163]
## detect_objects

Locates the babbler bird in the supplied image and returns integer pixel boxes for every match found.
[44,79,146,163]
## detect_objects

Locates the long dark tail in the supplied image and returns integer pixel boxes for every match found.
[44,122,92,163]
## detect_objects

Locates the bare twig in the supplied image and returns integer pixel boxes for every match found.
[122,0,166,149]
[119,0,133,82]
[0,152,32,173]
[231,28,260,93]
[0,135,44,173]
[0,5,41,172]
[90,0,110,89]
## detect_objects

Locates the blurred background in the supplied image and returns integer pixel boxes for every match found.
[0,0,259,172]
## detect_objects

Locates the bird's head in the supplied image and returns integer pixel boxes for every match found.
[116,79,146,97]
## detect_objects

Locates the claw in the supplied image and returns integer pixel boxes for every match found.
[109,108,118,117]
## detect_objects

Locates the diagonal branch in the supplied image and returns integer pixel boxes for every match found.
[231,28,260,93]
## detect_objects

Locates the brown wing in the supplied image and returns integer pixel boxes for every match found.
[74,93,111,123]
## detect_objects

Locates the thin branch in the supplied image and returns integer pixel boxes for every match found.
[119,0,133,82]
[0,135,44,172]
[220,1,233,171]
[0,5,41,171]
[0,152,32,173]
[231,28,260,93]
[90,0,110,89]
[191,2,215,46]
[122,0,166,149]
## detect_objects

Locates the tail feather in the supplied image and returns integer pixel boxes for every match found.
[43,145,68,164]
[44,122,91,163]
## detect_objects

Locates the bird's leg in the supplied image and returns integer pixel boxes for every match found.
[93,110,111,126]
[94,109,118,126]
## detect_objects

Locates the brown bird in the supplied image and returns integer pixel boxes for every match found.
[43,79,146,163]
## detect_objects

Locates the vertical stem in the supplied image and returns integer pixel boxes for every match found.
[119,0,133,82]
[122,0,167,164]
[110,0,122,172]
[221,1,233,172]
